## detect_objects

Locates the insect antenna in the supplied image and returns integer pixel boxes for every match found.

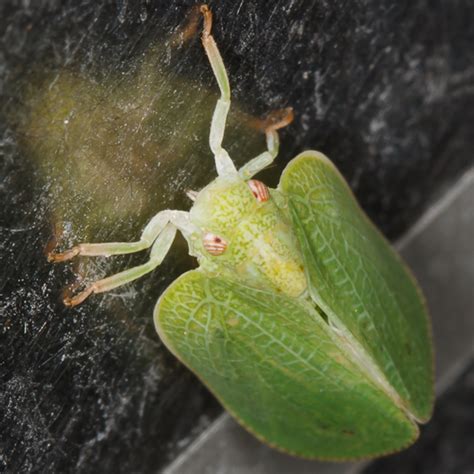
[186,189,199,201]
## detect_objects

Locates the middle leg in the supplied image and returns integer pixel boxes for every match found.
[200,5,237,177]
[239,107,294,179]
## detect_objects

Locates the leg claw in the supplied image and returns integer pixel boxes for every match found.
[48,247,80,263]
[262,107,294,132]
[200,5,212,37]
[63,285,95,307]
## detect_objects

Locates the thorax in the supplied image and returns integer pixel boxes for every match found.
[190,180,307,298]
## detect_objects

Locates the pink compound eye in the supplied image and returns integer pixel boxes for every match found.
[248,179,270,202]
[203,233,228,256]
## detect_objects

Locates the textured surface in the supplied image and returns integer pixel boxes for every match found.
[163,168,474,474]
[1,0,473,472]
[280,153,432,421]
[156,271,416,459]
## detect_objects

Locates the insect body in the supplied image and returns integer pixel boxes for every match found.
[49,5,433,459]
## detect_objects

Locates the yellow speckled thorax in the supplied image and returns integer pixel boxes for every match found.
[189,175,307,297]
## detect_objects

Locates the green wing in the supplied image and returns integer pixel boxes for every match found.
[155,270,417,459]
[279,151,433,423]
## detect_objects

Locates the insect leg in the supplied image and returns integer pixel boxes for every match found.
[63,223,178,306]
[200,5,237,176]
[239,108,294,179]
[48,210,191,262]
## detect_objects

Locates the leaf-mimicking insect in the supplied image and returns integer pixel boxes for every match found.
[49,5,433,460]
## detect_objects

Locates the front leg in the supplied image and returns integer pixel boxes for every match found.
[63,223,177,306]
[48,210,190,262]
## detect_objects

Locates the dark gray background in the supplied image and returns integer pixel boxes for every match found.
[1,0,473,472]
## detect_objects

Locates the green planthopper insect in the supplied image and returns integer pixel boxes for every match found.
[49,5,433,460]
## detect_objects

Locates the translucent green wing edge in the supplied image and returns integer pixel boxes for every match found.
[155,270,419,460]
[279,150,434,423]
